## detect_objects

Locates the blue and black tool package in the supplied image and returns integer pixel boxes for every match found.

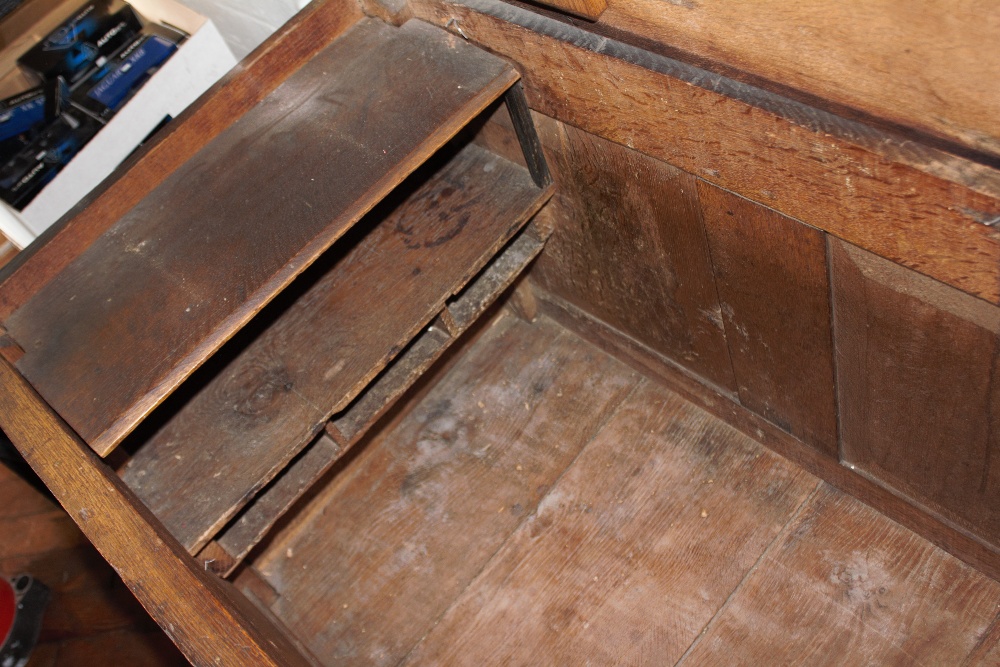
[72,24,180,120]
[17,1,142,84]
[0,78,69,143]
[0,111,100,209]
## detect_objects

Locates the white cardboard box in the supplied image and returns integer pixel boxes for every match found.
[0,0,236,248]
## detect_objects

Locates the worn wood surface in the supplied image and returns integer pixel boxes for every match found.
[503,82,552,187]
[698,182,838,457]
[202,224,549,576]
[200,435,345,577]
[0,358,313,667]
[410,1,1000,304]
[404,379,818,665]
[220,312,999,665]
[537,289,1000,581]
[121,141,548,553]
[255,316,640,665]
[681,485,1000,665]
[447,224,547,330]
[589,1,1000,161]
[964,616,1000,666]
[331,326,452,447]
[0,0,364,319]
[530,0,606,21]
[530,117,736,393]
[5,18,520,456]
[831,239,1000,547]
[507,277,539,323]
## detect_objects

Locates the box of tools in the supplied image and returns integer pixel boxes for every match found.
[0,0,235,248]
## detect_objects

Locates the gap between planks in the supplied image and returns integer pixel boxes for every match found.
[673,482,824,665]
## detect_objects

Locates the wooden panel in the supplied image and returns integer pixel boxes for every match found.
[698,182,838,456]
[409,1,1000,304]
[0,357,314,667]
[404,380,818,665]
[446,223,547,330]
[329,325,453,447]
[5,18,520,456]
[681,485,1000,665]
[530,117,736,393]
[0,0,364,319]
[199,435,347,577]
[121,142,549,553]
[532,0,606,21]
[537,289,1000,581]
[594,1,1000,160]
[255,316,640,665]
[831,239,1000,546]
[202,224,550,577]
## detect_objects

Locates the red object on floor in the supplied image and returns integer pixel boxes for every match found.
[0,577,14,647]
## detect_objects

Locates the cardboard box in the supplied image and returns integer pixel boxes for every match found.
[0,0,235,248]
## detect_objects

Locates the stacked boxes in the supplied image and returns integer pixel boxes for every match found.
[0,0,184,209]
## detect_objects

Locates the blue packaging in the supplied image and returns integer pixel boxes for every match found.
[0,79,69,143]
[17,2,141,84]
[73,31,177,120]
[0,111,100,210]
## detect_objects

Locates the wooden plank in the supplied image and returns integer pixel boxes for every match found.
[404,380,818,665]
[330,324,452,447]
[410,1,1000,304]
[446,223,547,330]
[964,615,1000,666]
[831,239,1000,547]
[201,435,347,577]
[254,316,640,665]
[591,1,1000,160]
[0,0,364,320]
[531,0,606,21]
[203,225,550,576]
[120,142,550,554]
[698,182,838,457]
[503,82,553,187]
[0,357,314,667]
[681,485,1000,665]
[5,18,521,456]
[537,288,1000,581]
[529,117,737,393]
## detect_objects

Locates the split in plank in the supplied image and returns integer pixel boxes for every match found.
[199,222,549,576]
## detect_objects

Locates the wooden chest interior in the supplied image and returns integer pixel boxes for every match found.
[0,0,998,664]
